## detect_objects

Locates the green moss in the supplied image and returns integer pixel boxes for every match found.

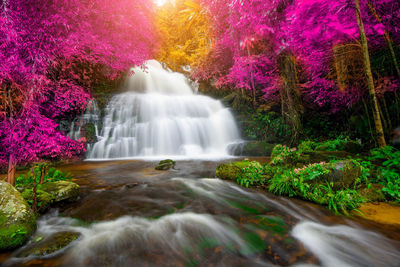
[0,181,37,251]
[0,211,36,251]
[17,231,80,257]
[216,161,264,181]
[41,181,80,202]
[155,159,176,170]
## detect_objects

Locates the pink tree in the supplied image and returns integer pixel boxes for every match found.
[0,0,158,185]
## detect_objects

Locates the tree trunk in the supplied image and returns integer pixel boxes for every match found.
[31,167,37,213]
[355,0,386,147]
[367,1,400,77]
[7,155,16,186]
[278,52,303,143]
[40,165,46,184]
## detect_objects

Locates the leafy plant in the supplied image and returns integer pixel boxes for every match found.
[237,162,266,188]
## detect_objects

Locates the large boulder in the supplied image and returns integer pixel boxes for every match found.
[16,231,80,258]
[41,181,80,203]
[0,181,37,251]
[216,161,263,180]
[228,141,276,157]
[327,160,361,189]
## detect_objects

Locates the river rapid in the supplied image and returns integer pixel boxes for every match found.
[2,159,400,267]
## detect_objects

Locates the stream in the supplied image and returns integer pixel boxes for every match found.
[2,159,400,266]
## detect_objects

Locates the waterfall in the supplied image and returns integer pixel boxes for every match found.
[87,60,241,159]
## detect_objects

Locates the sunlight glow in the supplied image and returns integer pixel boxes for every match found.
[155,0,168,6]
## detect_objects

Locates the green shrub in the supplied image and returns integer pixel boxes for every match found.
[367,146,400,202]
[236,162,266,188]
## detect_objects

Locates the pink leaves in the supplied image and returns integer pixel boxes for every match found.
[1,0,158,166]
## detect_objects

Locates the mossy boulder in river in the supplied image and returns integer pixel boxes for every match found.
[0,181,37,251]
[155,159,176,171]
[216,161,263,180]
[41,181,80,202]
[228,141,276,156]
[16,231,80,258]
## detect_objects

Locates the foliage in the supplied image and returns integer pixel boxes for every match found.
[16,164,71,189]
[243,111,291,142]
[156,0,210,72]
[270,145,300,165]
[367,146,400,201]
[0,0,158,171]
[236,158,365,214]
[236,162,266,188]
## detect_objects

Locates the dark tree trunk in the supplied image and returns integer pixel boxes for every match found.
[7,155,16,186]
[355,0,386,147]
[278,52,303,143]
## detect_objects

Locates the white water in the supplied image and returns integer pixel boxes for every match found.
[87,60,241,159]
[6,177,400,266]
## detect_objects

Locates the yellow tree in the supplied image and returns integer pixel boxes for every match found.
[156,0,210,72]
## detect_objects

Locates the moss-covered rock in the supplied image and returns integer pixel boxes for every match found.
[216,161,262,180]
[41,181,80,203]
[303,160,362,190]
[21,189,55,214]
[155,159,176,171]
[228,141,276,156]
[0,181,37,251]
[16,231,80,258]
[327,160,361,189]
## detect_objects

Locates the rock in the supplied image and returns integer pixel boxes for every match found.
[21,189,55,214]
[327,160,361,189]
[16,231,80,258]
[228,141,276,156]
[41,181,80,203]
[304,160,361,190]
[155,159,176,171]
[0,181,37,251]
[216,161,262,180]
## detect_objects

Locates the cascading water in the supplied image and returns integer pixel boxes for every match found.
[87,60,241,159]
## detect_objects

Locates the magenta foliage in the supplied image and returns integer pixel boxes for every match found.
[0,0,158,166]
[197,0,400,112]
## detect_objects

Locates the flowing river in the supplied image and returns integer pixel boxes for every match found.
[2,160,400,266]
[2,61,400,266]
